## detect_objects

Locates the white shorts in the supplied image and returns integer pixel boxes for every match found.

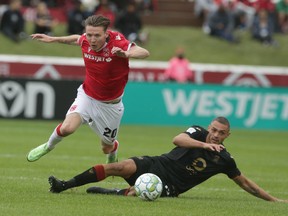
[66,85,124,145]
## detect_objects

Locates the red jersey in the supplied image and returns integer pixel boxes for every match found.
[78,30,132,101]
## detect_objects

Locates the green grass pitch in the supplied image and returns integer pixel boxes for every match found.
[0,119,287,216]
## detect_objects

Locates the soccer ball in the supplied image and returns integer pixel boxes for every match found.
[134,173,163,201]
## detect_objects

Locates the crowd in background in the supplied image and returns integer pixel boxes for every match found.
[0,0,155,42]
[1,0,287,45]
[1,0,288,83]
[194,0,288,45]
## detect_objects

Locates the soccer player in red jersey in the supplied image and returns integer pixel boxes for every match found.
[27,15,150,163]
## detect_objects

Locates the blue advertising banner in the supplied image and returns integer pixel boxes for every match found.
[1,79,287,130]
[122,82,288,130]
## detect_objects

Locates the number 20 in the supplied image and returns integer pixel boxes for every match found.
[103,127,117,138]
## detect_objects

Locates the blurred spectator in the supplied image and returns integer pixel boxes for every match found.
[109,0,127,12]
[231,0,256,30]
[33,1,58,35]
[276,0,288,33]
[81,0,100,15]
[251,9,277,45]
[252,0,275,13]
[95,0,116,28]
[207,3,239,43]
[194,0,218,33]
[23,0,59,7]
[0,0,25,42]
[0,0,10,4]
[67,0,87,34]
[134,0,155,14]
[115,3,147,43]
[164,47,193,83]
[0,4,9,21]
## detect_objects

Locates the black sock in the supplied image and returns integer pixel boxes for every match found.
[116,189,129,196]
[65,167,98,189]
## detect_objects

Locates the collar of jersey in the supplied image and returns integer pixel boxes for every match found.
[93,42,108,52]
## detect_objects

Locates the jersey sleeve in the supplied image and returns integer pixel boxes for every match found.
[111,31,132,51]
[223,153,241,179]
[77,33,86,46]
[184,125,207,142]
[127,42,136,51]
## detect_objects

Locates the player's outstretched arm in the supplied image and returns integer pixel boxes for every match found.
[111,45,150,59]
[31,34,80,45]
[127,45,150,59]
[172,133,225,152]
[233,174,288,202]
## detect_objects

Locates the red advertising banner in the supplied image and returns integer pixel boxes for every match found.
[1,55,288,87]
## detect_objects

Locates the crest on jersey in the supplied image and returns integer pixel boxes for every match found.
[70,105,77,112]
[115,34,121,40]
[103,47,109,57]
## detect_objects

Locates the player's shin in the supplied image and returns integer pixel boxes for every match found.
[47,124,64,149]
[66,165,106,189]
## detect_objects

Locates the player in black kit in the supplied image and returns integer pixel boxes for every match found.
[48,117,288,202]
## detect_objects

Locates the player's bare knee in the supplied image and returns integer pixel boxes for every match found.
[60,124,76,136]
[101,142,113,154]
[108,163,124,171]
[102,147,113,154]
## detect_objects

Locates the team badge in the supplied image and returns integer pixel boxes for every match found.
[103,47,109,57]
[70,105,77,112]
[115,34,121,40]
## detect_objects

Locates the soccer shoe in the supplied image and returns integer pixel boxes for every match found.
[27,143,50,162]
[48,176,66,193]
[106,140,119,164]
[86,186,119,195]
[106,153,118,164]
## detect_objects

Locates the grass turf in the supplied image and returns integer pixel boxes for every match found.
[0,119,287,216]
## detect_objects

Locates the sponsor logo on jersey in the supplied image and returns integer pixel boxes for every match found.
[186,157,207,175]
[106,57,112,62]
[84,53,112,62]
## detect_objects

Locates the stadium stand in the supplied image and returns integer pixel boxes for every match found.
[141,0,202,27]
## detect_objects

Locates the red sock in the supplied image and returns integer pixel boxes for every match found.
[124,187,131,196]
[111,140,118,153]
[93,165,105,181]
[56,123,65,137]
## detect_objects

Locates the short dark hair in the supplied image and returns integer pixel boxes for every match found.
[212,116,230,129]
[84,15,111,31]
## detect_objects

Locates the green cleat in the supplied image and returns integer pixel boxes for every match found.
[106,153,118,164]
[106,140,119,164]
[27,143,50,162]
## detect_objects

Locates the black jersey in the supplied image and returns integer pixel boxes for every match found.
[128,125,241,197]
[160,125,241,194]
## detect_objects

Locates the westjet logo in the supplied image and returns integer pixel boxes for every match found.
[162,88,288,127]
[83,53,112,62]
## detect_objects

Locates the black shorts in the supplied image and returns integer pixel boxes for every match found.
[125,156,180,197]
